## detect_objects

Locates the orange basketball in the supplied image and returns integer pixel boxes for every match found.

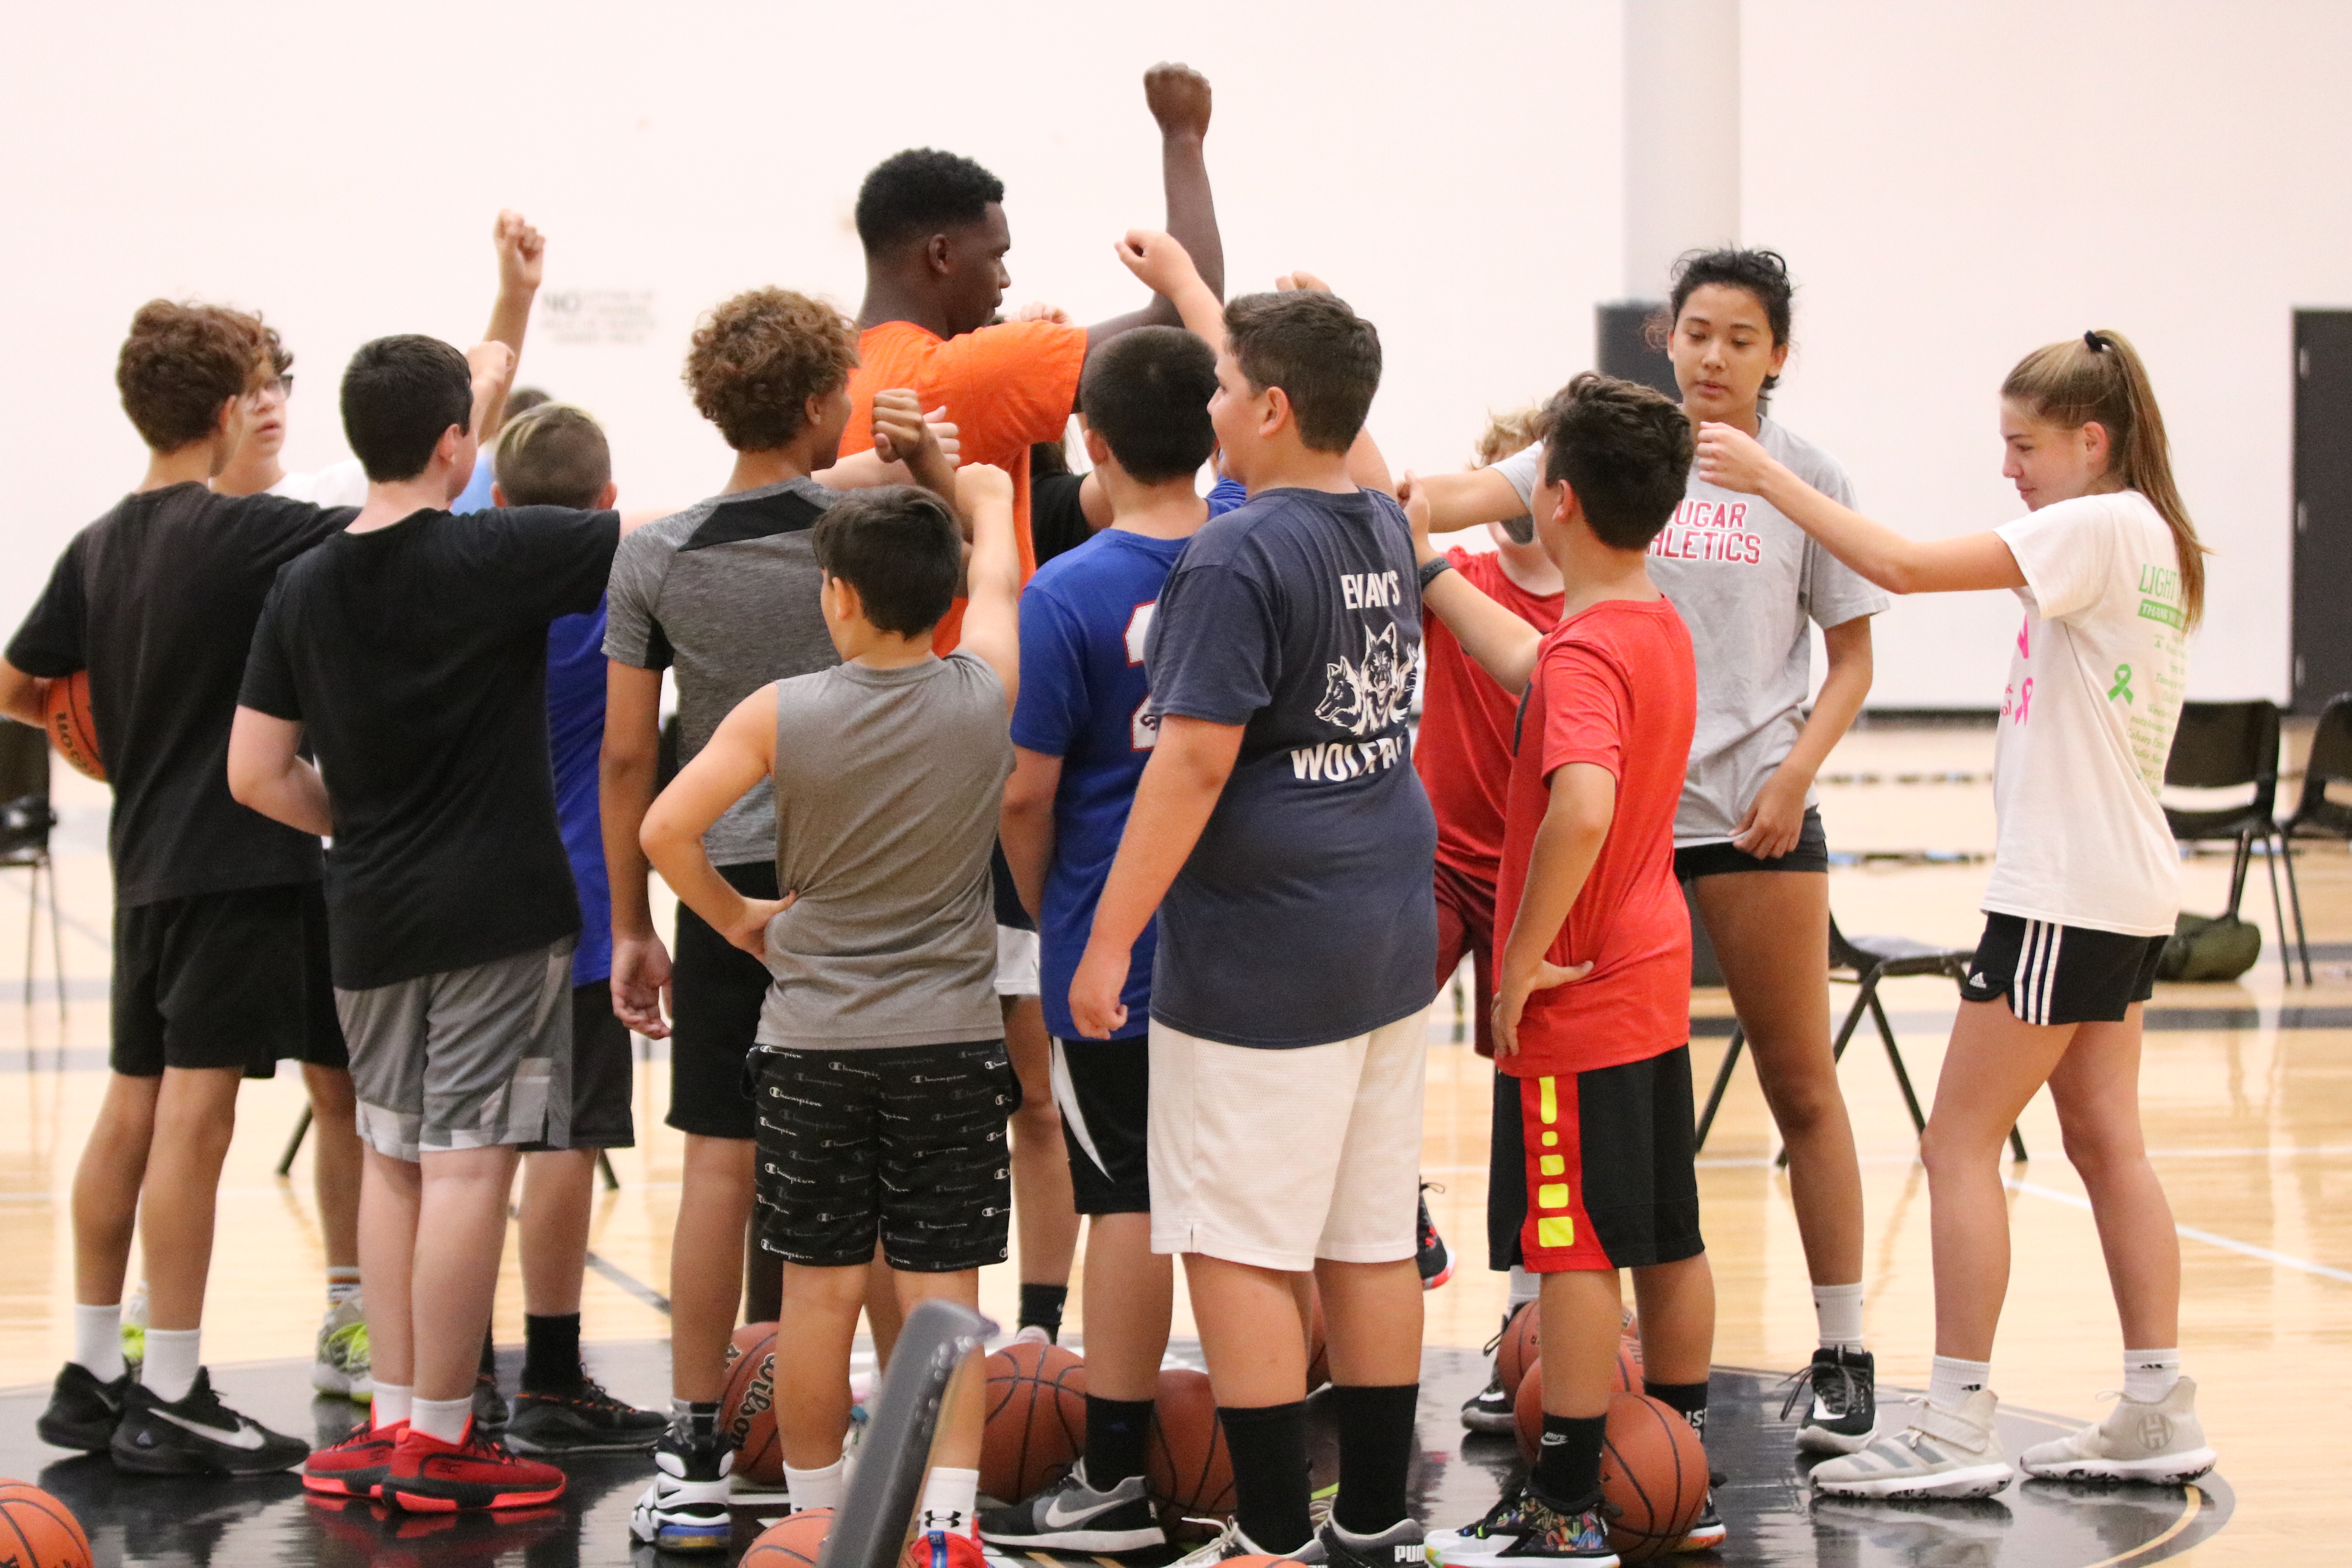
[742,1506,831,1568]
[1495,1301,1539,1396]
[43,673,100,782]
[720,1321,784,1488]
[1599,1393,1708,1561]
[1612,1338,1645,1395]
[1145,1366,1235,1526]
[1512,1347,1645,1463]
[0,1480,92,1568]
[980,1340,1087,1503]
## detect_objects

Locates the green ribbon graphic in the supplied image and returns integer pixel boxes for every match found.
[2109,664,2134,704]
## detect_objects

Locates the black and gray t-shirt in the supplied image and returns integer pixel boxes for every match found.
[603,477,841,867]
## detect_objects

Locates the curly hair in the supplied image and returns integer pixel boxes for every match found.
[1539,372,1695,550]
[1473,405,1550,468]
[855,149,1005,255]
[684,289,860,452]
[116,300,270,452]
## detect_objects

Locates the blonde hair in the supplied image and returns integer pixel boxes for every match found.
[492,402,610,510]
[1474,405,1548,467]
[2001,330,2205,630]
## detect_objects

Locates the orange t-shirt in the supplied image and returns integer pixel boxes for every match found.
[842,318,1089,650]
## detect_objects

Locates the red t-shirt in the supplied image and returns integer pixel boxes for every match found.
[1415,547,1562,889]
[842,319,1088,651]
[1493,596,1697,1077]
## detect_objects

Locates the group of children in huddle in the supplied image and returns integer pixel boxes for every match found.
[6,58,2221,1568]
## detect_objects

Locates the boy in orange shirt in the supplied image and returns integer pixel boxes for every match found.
[1403,375,1719,1564]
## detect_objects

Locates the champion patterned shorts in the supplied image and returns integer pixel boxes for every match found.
[1959,913,2167,1026]
[1501,1046,1704,1274]
[753,1039,1017,1272]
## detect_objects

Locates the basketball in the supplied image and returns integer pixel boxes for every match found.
[0,1480,92,1568]
[980,1339,1086,1504]
[720,1321,785,1488]
[742,1506,831,1568]
[1511,1347,1645,1463]
[1496,1300,1539,1394]
[1599,1393,1709,1561]
[1613,1338,1644,1394]
[1145,1366,1235,1525]
[43,672,100,782]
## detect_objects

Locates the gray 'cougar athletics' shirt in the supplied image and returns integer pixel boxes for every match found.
[1498,419,1887,845]
[755,651,1014,1051]
[603,478,840,866]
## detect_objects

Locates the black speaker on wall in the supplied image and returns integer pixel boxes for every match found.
[1597,300,1678,398]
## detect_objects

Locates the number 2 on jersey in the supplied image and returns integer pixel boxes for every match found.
[1127,602,1157,751]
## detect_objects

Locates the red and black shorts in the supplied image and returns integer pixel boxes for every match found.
[1433,860,1498,1059]
[1488,1046,1704,1273]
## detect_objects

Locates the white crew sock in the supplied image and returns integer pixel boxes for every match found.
[2123,1348,2181,1403]
[143,1328,201,1403]
[1507,1266,1540,1308]
[411,1393,472,1443]
[72,1303,124,1382]
[327,1267,362,1307]
[784,1456,846,1512]
[1927,1354,1993,1414]
[1812,1283,1866,1351]
[373,1383,413,1430]
[917,1466,980,1535]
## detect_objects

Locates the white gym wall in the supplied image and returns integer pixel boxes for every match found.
[1,0,2337,706]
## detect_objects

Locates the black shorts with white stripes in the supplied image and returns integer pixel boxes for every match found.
[1051,1037,1151,1216]
[753,1039,1018,1272]
[1960,913,2166,1026]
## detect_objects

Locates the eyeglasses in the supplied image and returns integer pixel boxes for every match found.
[258,374,295,399]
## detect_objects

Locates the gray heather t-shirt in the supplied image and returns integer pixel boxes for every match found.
[755,651,1014,1051]
[1499,418,1887,844]
[603,478,839,866]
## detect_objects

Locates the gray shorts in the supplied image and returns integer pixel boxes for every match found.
[337,939,575,1161]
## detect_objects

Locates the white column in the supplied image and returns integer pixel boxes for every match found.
[1622,0,1741,298]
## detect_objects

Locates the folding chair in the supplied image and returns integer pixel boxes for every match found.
[1693,915,2027,1163]
[2283,691,2352,866]
[0,721,65,1015]
[2162,699,2308,984]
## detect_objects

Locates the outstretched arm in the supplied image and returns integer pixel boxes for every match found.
[478,211,545,443]
[1400,466,1528,533]
[1403,477,1543,691]
[227,708,334,837]
[1083,64,1223,363]
[954,464,1022,713]
[1695,423,2024,595]
[641,689,790,958]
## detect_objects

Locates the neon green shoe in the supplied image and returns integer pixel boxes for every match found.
[313,1298,373,1402]
[121,1285,147,1374]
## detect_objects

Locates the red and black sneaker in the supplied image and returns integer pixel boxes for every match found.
[304,1419,406,1497]
[379,1421,566,1512]
[1416,1183,1456,1290]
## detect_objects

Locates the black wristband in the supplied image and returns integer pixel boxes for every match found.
[1417,556,1452,593]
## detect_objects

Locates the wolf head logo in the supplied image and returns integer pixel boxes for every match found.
[1316,624,1414,737]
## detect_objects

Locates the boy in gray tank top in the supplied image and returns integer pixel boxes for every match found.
[639,463,1020,1538]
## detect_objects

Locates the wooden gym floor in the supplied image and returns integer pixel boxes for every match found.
[0,720,2343,1564]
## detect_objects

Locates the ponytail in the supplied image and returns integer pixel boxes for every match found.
[2000,330,2206,630]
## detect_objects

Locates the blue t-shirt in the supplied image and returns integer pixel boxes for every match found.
[450,457,498,517]
[547,598,612,987]
[1207,475,1247,516]
[1011,530,1191,1041]
[1143,487,1439,1047]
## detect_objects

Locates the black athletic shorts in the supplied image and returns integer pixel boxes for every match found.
[753,1038,1018,1272]
[1052,1037,1149,1215]
[1673,805,1829,880]
[520,983,637,1152]
[668,861,775,1140]
[114,882,345,1076]
[1959,913,2166,1026]
[1489,1047,1703,1273]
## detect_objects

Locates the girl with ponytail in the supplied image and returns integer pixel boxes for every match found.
[1696,332,2216,1500]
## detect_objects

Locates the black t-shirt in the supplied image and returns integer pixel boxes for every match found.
[5,483,350,908]
[1030,471,1094,569]
[239,506,621,989]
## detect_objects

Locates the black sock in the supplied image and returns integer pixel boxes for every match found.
[479,1330,497,1377]
[1328,1384,1419,1536]
[1645,1378,1710,1442]
[1083,1394,1155,1486]
[1533,1412,1607,1506]
[522,1312,584,1394]
[688,1399,719,1438]
[1018,1283,1068,1342]
[1216,1403,1312,1553]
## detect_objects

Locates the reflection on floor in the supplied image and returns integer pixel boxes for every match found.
[0,1342,2229,1568]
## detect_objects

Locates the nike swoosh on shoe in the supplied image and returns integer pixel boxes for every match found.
[154,1409,268,1450]
[1042,1493,1112,1528]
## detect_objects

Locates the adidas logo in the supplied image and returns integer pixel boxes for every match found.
[1969,972,1986,986]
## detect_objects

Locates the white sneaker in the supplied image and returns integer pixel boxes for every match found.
[2018,1377,2216,1484]
[1010,1325,1053,1349]
[312,1296,373,1402]
[1810,1390,2014,1499]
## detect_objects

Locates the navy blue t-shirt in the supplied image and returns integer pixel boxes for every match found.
[547,598,612,987]
[1143,486,1439,1047]
[1011,530,1191,1040]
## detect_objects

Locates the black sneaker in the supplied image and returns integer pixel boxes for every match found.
[1780,1346,1875,1455]
[1461,1364,1517,1435]
[1676,1488,1726,1552]
[110,1368,309,1475]
[37,1362,132,1452]
[1319,1515,1428,1568]
[979,1460,1165,1552]
[505,1377,666,1454]
[472,1369,510,1434]
[1426,1483,1613,1564]
[1416,1184,1455,1290]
